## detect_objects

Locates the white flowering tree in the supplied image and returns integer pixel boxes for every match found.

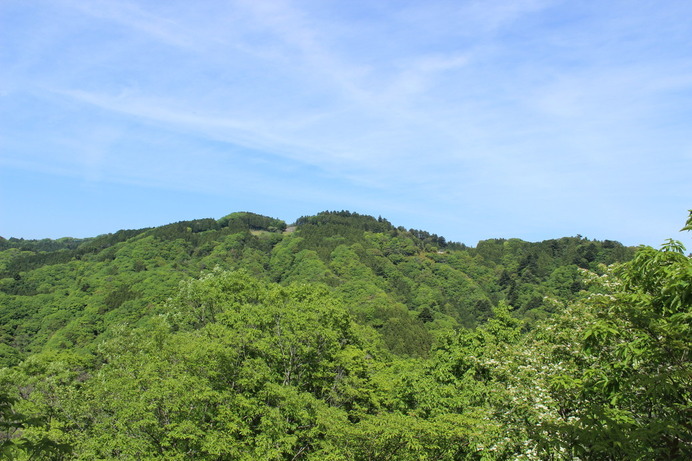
[531,211,692,458]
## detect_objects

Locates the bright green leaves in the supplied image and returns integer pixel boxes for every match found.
[167,267,265,328]
[59,270,384,459]
[680,209,692,232]
[619,241,691,316]
[1,211,673,459]
[537,215,692,459]
[0,351,87,460]
[582,321,620,355]
[326,411,485,461]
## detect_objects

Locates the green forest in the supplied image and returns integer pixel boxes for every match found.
[0,210,689,460]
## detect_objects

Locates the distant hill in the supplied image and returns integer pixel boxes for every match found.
[0,210,634,364]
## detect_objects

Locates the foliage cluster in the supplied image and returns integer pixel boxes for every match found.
[1,210,687,459]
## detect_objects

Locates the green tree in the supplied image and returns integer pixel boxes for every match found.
[537,211,692,458]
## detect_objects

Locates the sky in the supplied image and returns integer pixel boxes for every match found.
[1,0,691,247]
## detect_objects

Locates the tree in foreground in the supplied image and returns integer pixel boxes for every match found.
[535,210,692,459]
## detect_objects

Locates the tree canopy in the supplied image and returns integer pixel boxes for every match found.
[2,210,689,459]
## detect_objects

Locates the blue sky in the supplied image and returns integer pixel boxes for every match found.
[1,0,690,247]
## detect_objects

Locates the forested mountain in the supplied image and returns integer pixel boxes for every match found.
[0,211,632,363]
[0,210,689,459]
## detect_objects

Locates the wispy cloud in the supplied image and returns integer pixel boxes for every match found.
[61,0,193,49]
[2,0,691,244]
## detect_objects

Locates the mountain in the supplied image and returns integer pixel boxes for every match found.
[0,210,634,364]
[2,210,688,459]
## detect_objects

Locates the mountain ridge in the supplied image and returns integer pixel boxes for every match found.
[0,210,688,459]
[0,209,634,365]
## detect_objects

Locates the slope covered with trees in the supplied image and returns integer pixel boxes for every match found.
[1,210,689,459]
[0,210,633,363]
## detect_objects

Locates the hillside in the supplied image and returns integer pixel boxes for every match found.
[0,210,689,459]
[0,211,633,364]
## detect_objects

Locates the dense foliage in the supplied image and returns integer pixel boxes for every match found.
[0,210,689,459]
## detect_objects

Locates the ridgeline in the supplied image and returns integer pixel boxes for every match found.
[1,210,689,459]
